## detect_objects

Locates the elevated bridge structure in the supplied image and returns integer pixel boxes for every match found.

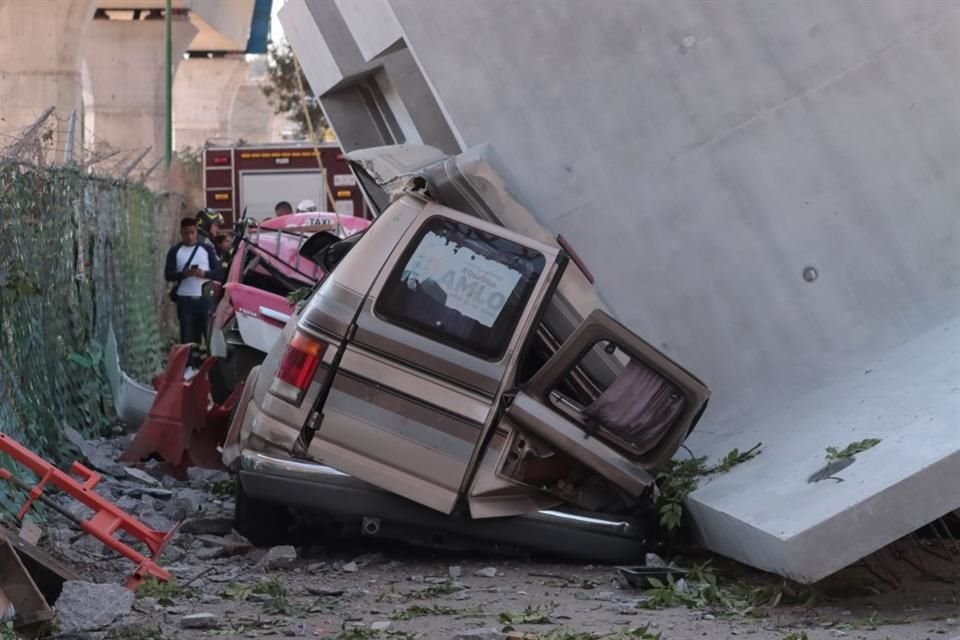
[0,0,275,166]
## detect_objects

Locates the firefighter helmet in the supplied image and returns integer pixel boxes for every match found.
[196,208,224,234]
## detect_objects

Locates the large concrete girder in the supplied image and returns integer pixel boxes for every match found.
[686,316,960,583]
[278,0,380,96]
[0,0,96,144]
[83,16,197,159]
[279,0,460,154]
[332,0,403,63]
[281,0,960,582]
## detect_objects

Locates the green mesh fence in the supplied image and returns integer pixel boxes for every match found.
[0,161,180,468]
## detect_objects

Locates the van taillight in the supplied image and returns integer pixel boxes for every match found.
[269,330,328,404]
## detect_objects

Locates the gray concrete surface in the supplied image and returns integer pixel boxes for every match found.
[173,57,290,149]
[47,432,960,640]
[84,16,197,156]
[280,0,960,581]
[174,57,250,150]
[687,315,960,582]
[0,0,95,147]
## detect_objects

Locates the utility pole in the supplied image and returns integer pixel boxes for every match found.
[164,0,172,168]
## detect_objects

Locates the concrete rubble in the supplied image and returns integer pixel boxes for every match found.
[54,581,133,633]
[454,630,507,640]
[13,429,958,639]
[258,545,298,570]
[179,612,221,629]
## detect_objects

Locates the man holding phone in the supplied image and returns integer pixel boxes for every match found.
[165,216,223,348]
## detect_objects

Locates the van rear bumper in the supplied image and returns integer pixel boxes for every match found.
[239,449,653,563]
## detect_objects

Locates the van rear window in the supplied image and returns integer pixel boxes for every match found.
[375,217,546,360]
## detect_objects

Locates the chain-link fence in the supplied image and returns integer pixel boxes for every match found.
[0,143,181,480]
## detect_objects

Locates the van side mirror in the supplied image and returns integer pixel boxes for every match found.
[299,231,341,266]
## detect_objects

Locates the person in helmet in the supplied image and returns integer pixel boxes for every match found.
[195,208,224,248]
[296,199,316,213]
[213,232,233,280]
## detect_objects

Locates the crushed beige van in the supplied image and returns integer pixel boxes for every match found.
[221,146,709,562]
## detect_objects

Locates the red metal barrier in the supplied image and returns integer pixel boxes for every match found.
[0,433,175,590]
[120,345,241,477]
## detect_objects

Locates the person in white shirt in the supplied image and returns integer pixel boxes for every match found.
[164,217,223,347]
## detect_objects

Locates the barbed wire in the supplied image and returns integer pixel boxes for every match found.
[0,107,163,182]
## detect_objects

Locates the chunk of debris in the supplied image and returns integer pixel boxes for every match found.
[449,566,462,579]
[139,512,175,533]
[341,561,359,573]
[195,531,254,559]
[127,487,175,500]
[371,621,392,631]
[474,567,498,578]
[306,585,344,597]
[351,552,386,567]
[54,581,134,633]
[207,568,242,584]
[0,530,53,628]
[132,596,158,614]
[454,629,507,640]
[123,466,160,486]
[179,516,234,536]
[186,468,229,488]
[62,426,126,478]
[645,553,667,568]
[259,545,297,570]
[18,519,41,547]
[180,612,221,629]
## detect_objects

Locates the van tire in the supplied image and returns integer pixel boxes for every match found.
[234,478,291,547]
[211,346,264,404]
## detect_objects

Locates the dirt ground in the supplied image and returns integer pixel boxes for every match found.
[105,545,960,640]
[30,434,960,640]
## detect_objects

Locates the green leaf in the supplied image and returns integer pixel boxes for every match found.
[67,352,93,368]
[824,438,881,463]
[498,605,553,625]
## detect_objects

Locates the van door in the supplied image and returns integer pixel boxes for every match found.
[301,203,563,514]
[469,309,710,516]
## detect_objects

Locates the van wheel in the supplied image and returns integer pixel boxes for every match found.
[234,478,291,547]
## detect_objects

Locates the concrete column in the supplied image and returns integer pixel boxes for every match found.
[173,57,248,150]
[0,0,96,145]
[227,80,287,143]
[83,16,198,160]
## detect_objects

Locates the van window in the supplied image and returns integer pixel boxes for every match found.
[548,340,686,457]
[375,216,546,360]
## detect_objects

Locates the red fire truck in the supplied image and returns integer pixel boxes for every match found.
[202,141,369,226]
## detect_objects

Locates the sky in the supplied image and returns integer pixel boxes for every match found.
[271,0,287,44]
